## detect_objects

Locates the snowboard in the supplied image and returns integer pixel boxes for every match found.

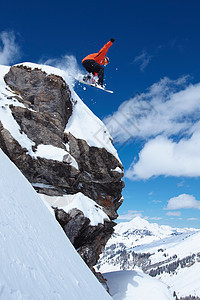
[77,79,113,94]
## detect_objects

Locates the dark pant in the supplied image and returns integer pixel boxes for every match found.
[82,59,104,85]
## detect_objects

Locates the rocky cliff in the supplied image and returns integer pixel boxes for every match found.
[0,63,124,277]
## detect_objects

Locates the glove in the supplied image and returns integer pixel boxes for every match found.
[110,38,115,43]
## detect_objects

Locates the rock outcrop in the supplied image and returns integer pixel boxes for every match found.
[0,64,124,276]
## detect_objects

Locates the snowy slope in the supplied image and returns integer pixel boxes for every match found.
[103,270,173,300]
[0,149,111,300]
[97,217,200,298]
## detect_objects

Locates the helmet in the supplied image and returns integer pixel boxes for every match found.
[104,57,109,66]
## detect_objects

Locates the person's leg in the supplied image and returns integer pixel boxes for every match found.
[82,60,95,73]
[82,60,104,86]
[97,67,104,86]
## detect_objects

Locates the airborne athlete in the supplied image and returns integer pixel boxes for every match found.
[82,38,115,87]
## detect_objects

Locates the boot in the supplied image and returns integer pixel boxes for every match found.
[83,74,91,82]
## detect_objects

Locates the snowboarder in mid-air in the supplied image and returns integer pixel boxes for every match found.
[82,38,115,87]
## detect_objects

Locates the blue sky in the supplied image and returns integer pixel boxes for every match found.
[1,0,200,228]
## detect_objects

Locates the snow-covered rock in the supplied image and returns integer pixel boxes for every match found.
[0,149,111,300]
[0,63,124,272]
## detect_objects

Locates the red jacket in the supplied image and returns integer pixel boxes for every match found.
[82,41,113,65]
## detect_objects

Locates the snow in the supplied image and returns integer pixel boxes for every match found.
[162,263,200,297]
[64,94,120,159]
[160,262,200,298]
[34,144,79,169]
[117,216,179,237]
[111,167,124,173]
[133,229,200,262]
[0,149,111,300]
[112,216,198,250]
[103,270,173,300]
[40,192,109,226]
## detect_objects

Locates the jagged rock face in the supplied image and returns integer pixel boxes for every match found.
[67,133,124,219]
[4,65,72,131]
[0,65,124,270]
[54,207,115,268]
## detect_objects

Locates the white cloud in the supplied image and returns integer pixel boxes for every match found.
[187,217,198,221]
[126,131,200,180]
[104,76,198,144]
[108,76,200,180]
[118,210,143,220]
[0,31,20,65]
[166,194,200,210]
[166,211,181,217]
[134,51,152,71]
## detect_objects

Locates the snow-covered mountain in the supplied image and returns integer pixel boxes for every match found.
[0,63,173,300]
[96,217,200,299]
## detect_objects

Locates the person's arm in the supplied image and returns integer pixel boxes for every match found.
[96,39,115,58]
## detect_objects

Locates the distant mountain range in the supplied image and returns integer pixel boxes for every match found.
[96,216,200,299]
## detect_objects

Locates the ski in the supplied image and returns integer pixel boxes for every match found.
[77,79,113,94]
